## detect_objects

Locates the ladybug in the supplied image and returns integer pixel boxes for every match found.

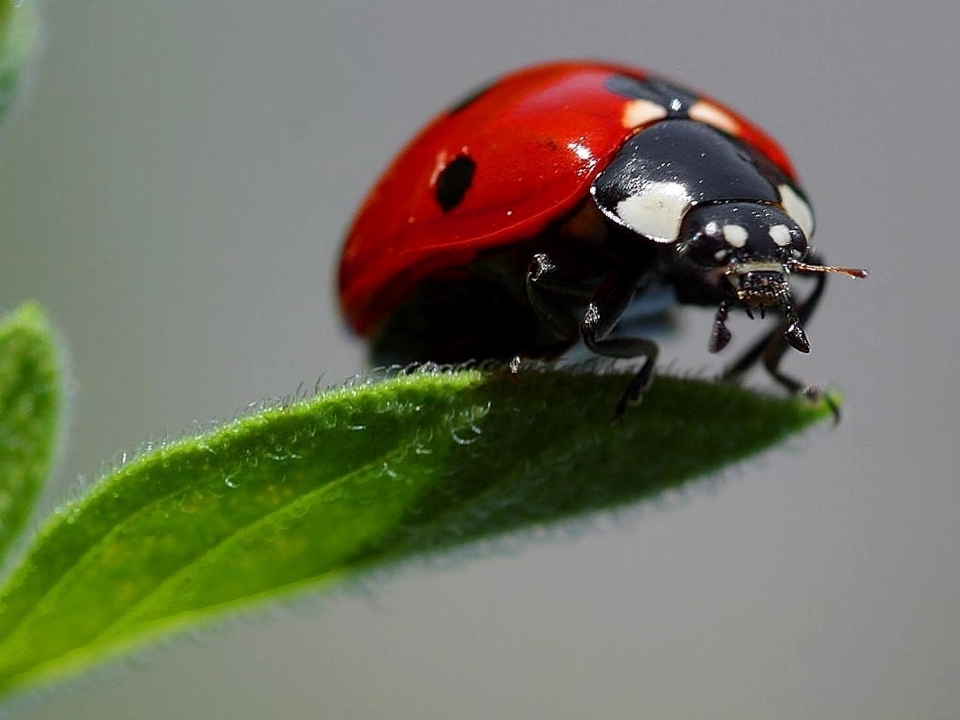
[338,60,866,414]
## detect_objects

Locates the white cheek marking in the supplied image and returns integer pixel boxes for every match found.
[769,224,792,247]
[615,181,691,243]
[723,224,748,247]
[621,99,668,129]
[689,100,741,136]
[779,184,815,239]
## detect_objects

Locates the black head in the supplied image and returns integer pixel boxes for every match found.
[679,202,867,353]
[682,202,806,306]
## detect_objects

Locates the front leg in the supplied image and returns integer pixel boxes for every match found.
[515,252,591,375]
[580,266,660,417]
[527,252,660,416]
[525,253,585,341]
[721,254,828,396]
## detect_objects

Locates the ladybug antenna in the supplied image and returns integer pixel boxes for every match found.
[792,261,869,279]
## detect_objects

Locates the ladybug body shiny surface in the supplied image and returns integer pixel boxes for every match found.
[338,61,866,412]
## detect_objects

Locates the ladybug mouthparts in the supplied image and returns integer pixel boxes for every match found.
[729,267,791,309]
[709,262,811,355]
[714,258,868,355]
[734,268,810,352]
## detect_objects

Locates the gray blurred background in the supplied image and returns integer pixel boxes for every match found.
[2,2,957,719]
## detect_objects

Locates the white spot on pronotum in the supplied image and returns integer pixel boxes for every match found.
[614,181,691,242]
[714,249,728,261]
[769,224,792,246]
[621,98,668,129]
[779,184,815,239]
[723,224,748,247]
[689,100,740,136]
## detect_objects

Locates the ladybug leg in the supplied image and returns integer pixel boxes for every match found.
[722,254,834,412]
[525,253,590,340]
[514,252,587,376]
[580,266,660,417]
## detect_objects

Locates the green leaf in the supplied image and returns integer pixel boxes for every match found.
[0,367,832,697]
[0,302,60,566]
[0,0,40,125]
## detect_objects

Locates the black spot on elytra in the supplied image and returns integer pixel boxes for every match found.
[435,154,476,212]
[447,79,496,114]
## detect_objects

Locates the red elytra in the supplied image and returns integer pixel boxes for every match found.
[338,60,796,336]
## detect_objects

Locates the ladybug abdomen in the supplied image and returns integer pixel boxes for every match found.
[367,201,666,366]
[367,230,592,366]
